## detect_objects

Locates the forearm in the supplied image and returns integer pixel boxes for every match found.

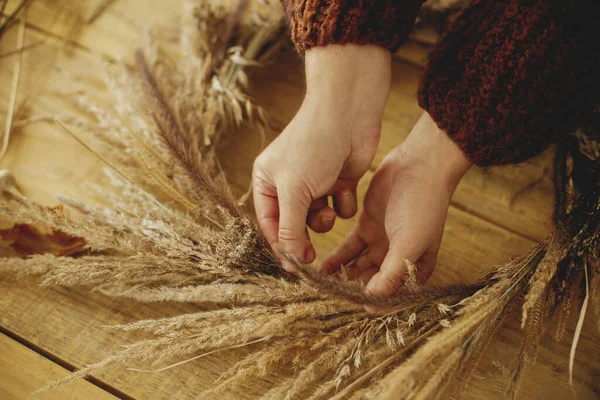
[401,112,472,193]
[419,0,598,167]
[303,44,392,134]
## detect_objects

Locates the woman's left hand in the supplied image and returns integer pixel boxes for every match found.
[321,112,472,298]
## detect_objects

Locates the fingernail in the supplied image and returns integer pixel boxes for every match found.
[281,258,299,273]
[280,252,301,272]
[281,261,292,271]
[321,214,335,222]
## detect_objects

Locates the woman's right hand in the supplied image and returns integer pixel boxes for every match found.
[253,44,391,270]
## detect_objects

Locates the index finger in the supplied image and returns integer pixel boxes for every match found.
[253,188,280,249]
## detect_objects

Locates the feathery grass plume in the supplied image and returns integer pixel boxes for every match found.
[521,240,563,326]
[0,1,598,399]
[553,283,575,342]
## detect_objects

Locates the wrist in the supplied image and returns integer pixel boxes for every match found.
[303,44,391,127]
[403,112,472,192]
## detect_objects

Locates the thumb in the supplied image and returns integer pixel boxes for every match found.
[364,236,424,298]
[278,186,311,270]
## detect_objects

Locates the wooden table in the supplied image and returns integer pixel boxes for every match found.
[0,1,597,399]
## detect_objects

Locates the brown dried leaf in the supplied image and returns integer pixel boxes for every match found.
[0,223,86,257]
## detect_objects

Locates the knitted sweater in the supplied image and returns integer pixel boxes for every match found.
[281,0,599,167]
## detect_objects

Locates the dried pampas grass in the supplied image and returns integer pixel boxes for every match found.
[0,1,598,399]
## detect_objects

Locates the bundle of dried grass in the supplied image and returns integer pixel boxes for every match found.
[0,1,598,399]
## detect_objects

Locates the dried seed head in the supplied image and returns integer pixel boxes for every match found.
[396,330,406,347]
[439,319,451,328]
[437,303,452,315]
[408,312,417,327]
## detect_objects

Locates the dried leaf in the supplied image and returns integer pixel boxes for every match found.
[0,223,86,257]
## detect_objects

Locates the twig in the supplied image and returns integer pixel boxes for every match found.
[211,0,248,69]
[0,0,8,19]
[223,14,284,88]
[569,258,589,388]
[0,0,31,36]
[330,323,439,400]
[86,0,116,24]
[127,336,272,373]
[0,11,26,164]
[331,353,402,400]
[12,114,82,128]
[53,119,170,214]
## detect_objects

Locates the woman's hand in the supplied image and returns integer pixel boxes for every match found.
[253,44,391,270]
[321,113,472,297]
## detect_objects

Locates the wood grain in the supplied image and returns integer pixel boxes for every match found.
[0,1,596,399]
[0,333,116,400]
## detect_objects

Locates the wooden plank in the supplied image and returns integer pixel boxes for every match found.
[0,333,117,400]
[4,0,437,67]
[0,4,593,400]
[0,28,114,205]
[1,269,598,400]
[411,25,440,46]
[459,314,600,400]
[0,276,271,399]
[3,0,176,62]
[394,39,432,68]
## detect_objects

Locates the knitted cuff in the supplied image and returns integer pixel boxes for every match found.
[418,0,599,167]
[281,0,425,55]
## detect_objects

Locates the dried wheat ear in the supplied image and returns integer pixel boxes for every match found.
[1,1,598,399]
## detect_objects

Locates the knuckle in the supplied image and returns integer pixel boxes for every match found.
[283,180,313,206]
[253,152,266,171]
[252,155,268,178]
[252,163,274,193]
[253,173,269,191]
[383,274,403,293]
[278,228,300,243]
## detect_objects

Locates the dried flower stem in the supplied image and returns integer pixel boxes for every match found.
[0,12,26,163]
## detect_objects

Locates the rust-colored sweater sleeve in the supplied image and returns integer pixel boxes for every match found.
[418,0,599,166]
[280,0,426,55]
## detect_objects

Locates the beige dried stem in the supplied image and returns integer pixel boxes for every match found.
[0,10,26,163]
